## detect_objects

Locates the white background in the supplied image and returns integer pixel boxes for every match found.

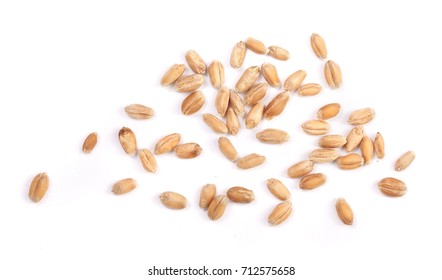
[0,1,440,279]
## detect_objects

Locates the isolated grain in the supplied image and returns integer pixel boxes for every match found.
[263,91,290,120]
[218,136,238,161]
[317,103,340,120]
[160,64,185,86]
[227,187,255,203]
[287,160,314,178]
[139,148,157,173]
[298,83,322,96]
[160,191,188,209]
[256,128,289,144]
[310,33,327,59]
[268,201,292,225]
[378,177,407,197]
[345,126,364,152]
[268,45,290,60]
[394,151,415,171]
[301,120,330,135]
[199,184,216,209]
[266,178,290,201]
[335,153,364,170]
[124,104,155,120]
[229,89,245,116]
[324,60,342,89]
[118,127,137,156]
[112,178,136,195]
[374,132,385,159]
[283,70,306,92]
[360,135,374,164]
[208,195,228,221]
[318,135,347,148]
[175,74,204,93]
[235,66,260,93]
[309,148,340,163]
[230,41,247,68]
[226,108,240,135]
[245,102,264,129]
[82,132,98,153]
[175,143,202,159]
[244,82,267,106]
[185,50,206,74]
[236,153,266,169]
[154,133,181,154]
[261,63,280,88]
[215,86,230,117]
[181,91,205,115]
[245,37,268,54]
[336,198,353,225]
[29,172,49,202]
[203,113,228,134]
[208,60,224,89]
[348,108,375,125]
[299,173,327,190]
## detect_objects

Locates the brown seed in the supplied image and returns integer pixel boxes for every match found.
[374,132,385,159]
[226,108,240,136]
[299,173,327,190]
[318,135,347,148]
[139,148,157,173]
[181,91,205,115]
[160,64,185,86]
[118,127,137,156]
[175,74,204,93]
[317,103,341,120]
[202,113,228,134]
[261,63,281,88]
[215,86,230,117]
[124,104,155,120]
[82,132,98,153]
[301,120,330,135]
[175,143,202,159]
[287,160,315,178]
[245,102,264,129]
[378,177,407,197]
[245,37,268,54]
[394,151,415,171]
[310,33,327,59]
[256,128,289,144]
[112,178,136,195]
[268,45,290,60]
[266,178,290,201]
[244,82,267,106]
[227,186,255,203]
[335,153,364,170]
[309,148,340,163]
[283,70,306,92]
[29,172,49,202]
[218,136,238,161]
[207,195,228,221]
[263,91,290,120]
[298,83,322,96]
[236,153,266,169]
[235,66,260,93]
[268,201,292,225]
[229,89,245,116]
[324,60,342,89]
[348,108,375,125]
[208,60,224,89]
[360,135,374,164]
[160,191,188,209]
[345,126,364,152]
[336,198,353,225]
[185,50,206,74]
[199,184,217,209]
[230,41,247,68]
[154,133,181,155]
